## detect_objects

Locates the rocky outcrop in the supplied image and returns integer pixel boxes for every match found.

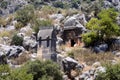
[0,44,25,58]
[0,0,28,16]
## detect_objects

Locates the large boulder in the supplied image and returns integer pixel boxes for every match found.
[17,32,25,38]
[49,13,64,21]
[20,24,32,34]
[64,14,87,26]
[92,62,101,68]
[6,25,15,31]
[112,0,120,5]
[115,52,120,57]
[6,45,25,58]
[23,36,38,52]
[0,44,25,58]
[103,0,113,8]
[93,44,108,53]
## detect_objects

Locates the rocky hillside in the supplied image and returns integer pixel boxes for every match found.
[0,0,120,80]
[0,0,120,16]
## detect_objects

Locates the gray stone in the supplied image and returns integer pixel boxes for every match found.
[20,24,32,33]
[94,44,108,53]
[49,14,64,21]
[23,36,37,52]
[17,33,25,38]
[115,52,120,57]
[64,14,87,26]
[95,66,106,73]
[89,68,95,75]
[92,62,101,68]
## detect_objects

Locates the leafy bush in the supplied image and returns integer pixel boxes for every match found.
[41,6,57,15]
[71,0,81,9]
[53,1,67,8]
[8,68,33,80]
[25,60,63,80]
[82,31,98,46]
[82,9,120,46]
[0,64,33,80]
[96,63,120,80]
[11,34,23,46]
[15,5,35,26]
[33,19,52,33]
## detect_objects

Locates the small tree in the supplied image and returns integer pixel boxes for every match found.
[82,31,98,46]
[82,9,120,46]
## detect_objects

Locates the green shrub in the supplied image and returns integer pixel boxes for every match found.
[82,9,120,46]
[53,1,67,8]
[33,19,52,33]
[11,34,23,46]
[0,64,33,80]
[15,5,35,26]
[96,63,120,80]
[0,1,8,9]
[25,60,63,80]
[71,0,81,9]
[82,31,98,46]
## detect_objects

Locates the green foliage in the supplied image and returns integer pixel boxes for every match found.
[38,20,52,26]
[0,64,33,80]
[0,1,8,9]
[25,60,63,80]
[15,5,35,26]
[71,0,81,9]
[11,34,23,46]
[0,60,62,80]
[0,65,10,79]
[82,9,120,46]
[8,68,33,80]
[82,31,98,46]
[27,0,43,9]
[33,19,52,33]
[96,63,120,80]
[53,1,67,8]
[67,51,74,58]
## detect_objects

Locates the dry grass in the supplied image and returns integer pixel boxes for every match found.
[0,30,11,37]
[67,48,115,65]
[0,17,7,27]
[59,45,66,51]
[11,52,30,65]
[0,30,17,38]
